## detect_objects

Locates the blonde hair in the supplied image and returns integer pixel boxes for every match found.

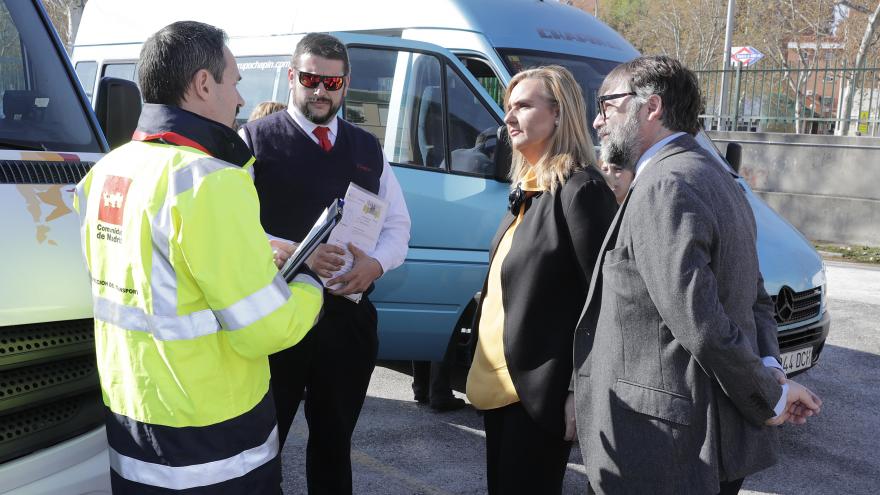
[248,101,287,122]
[504,65,596,193]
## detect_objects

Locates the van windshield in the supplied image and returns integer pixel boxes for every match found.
[498,49,621,140]
[0,1,101,152]
[235,56,291,127]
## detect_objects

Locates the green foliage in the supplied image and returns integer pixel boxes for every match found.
[601,0,649,45]
[814,243,880,264]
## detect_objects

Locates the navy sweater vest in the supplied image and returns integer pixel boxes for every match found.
[242,112,383,241]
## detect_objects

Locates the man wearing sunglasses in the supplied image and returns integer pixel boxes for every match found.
[239,32,411,495]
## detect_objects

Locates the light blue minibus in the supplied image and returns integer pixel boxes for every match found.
[72,0,829,374]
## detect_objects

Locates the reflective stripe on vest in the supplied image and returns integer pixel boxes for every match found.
[93,273,294,339]
[109,425,279,490]
[214,275,291,330]
[93,296,219,340]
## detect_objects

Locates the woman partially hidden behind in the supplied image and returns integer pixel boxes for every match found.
[466,66,617,494]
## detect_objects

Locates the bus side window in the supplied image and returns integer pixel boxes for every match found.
[74,61,97,102]
[102,63,137,83]
[445,65,502,177]
[458,56,504,107]
[347,47,444,169]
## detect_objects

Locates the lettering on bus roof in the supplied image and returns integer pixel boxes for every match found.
[536,28,621,50]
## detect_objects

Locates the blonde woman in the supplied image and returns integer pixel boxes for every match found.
[466,65,617,494]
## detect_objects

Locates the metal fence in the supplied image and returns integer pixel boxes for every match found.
[695,57,880,136]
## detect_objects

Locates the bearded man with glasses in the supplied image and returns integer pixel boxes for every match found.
[239,32,411,495]
[572,56,822,495]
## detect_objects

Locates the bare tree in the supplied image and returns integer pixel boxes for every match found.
[836,1,880,135]
[739,0,838,133]
[40,0,87,54]
[649,0,726,70]
[586,0,736,70]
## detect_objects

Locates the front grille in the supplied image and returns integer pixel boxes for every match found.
[0,319,95,365]
[0,392,103,464]
[778,323,826,350]
[771,286,822,326]
[0,356,98,413]
[0,319,102,464]
[0,160,95,184]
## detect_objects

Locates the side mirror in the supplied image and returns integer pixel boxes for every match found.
[95,77,142,150]
[725,142,742,173]
[493,125,512,182]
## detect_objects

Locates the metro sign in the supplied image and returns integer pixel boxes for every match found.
[731,46,764,67]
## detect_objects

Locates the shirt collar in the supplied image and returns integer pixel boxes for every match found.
[632,131,687,183]
[287,101,338,139]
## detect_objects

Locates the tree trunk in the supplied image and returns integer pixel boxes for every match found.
[65,1,86,54]
[838,1,880,136]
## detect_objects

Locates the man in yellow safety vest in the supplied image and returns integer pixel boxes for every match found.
[74,21,323,494]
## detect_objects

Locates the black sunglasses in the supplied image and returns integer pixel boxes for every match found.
[296,69,346,91]
[596,92,636,120]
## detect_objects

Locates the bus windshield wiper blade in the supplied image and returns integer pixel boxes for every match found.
[0,138,48,151]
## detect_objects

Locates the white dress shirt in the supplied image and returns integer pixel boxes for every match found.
[631,131,789,417]
[239,105,411,274]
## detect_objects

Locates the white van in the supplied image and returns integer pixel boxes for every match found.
[0,1,112,493]
[72,0,830,374]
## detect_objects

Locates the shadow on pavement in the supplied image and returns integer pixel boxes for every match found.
[279,374,588,494]
[743,343,880,495]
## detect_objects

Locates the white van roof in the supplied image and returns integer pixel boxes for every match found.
[75,0,637,62]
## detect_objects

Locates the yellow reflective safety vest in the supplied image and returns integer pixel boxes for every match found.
[73,104,323,493]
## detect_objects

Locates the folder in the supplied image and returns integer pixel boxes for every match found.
[279,198,344,283]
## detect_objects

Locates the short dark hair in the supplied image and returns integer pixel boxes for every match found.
[291,33,350,75]
[138,21,228,105]
[604,56,703,135]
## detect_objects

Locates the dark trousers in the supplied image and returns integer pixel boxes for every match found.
[483,401,572,495]
[411,328,457,401]
[269,295,379,495]
[411,360,453,401]
[585,475,746,494]
[718,478,745,495]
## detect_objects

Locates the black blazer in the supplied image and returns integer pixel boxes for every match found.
[474,166,617,437]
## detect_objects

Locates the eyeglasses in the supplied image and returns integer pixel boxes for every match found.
[596,92,636,120]
[296,70,346,91]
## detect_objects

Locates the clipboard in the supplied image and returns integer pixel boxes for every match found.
[279,198,344,283]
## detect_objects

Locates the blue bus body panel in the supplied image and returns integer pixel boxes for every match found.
[372,166,507,360]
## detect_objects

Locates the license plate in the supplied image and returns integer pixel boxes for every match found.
[781,347,813,374]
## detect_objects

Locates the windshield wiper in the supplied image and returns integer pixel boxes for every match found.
[0,138,48,151]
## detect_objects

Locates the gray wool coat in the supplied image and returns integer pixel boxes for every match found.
[573,134,783,494]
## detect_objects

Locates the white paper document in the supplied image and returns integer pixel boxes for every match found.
[321,183,388,302]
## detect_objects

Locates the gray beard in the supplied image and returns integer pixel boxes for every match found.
[599,103,642,172]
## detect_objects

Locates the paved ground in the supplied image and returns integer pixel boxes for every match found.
[280,261,880,494]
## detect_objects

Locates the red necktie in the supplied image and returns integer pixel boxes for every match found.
[313,126,333,152]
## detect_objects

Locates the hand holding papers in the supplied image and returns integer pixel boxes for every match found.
[322,183,388,303]
[279,199,343,283]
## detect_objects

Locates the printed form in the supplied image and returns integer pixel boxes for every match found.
[321,183,387,302]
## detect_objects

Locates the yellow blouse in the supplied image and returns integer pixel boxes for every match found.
[466,168,542,410]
